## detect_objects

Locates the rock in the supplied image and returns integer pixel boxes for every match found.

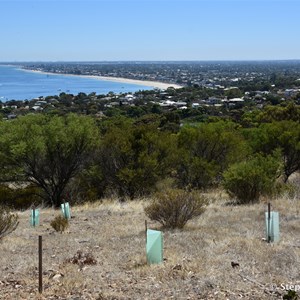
[52,274,64,281]
[231,261,240,268]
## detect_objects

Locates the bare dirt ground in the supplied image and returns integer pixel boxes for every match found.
[0,190,299,300]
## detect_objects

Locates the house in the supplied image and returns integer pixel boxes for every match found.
[206,97,222,105]
[124,94,135,101]
[174,101,187,107]
[159,100,176,107]
[36,100,47,106]
[31,106,43,111]
[222,98,245,107]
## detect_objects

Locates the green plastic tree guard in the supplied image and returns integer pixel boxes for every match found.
[265,211,280,242]
[30,209,40,227]
[146,229,163,264]
[61,202,71,219]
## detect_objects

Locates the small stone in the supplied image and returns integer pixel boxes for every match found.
[52,274,63,281]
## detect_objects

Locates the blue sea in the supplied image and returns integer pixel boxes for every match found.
[0,65,153,102]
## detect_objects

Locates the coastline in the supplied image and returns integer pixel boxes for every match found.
[88,75,183,90]
[21,68,183,90]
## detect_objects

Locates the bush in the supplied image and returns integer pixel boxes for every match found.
[97,120,176,199]
[0,184,42,209]
[145,189,206,229]
[176,121,247,189]
[283,290,298,300]
[223,154,281,204]
[0,206,19,240]
[50,215,69,233]
[12,185,42,209]
[0,185,13,206]
[176,157,219,189]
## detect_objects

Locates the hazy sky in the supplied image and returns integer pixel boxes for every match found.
[0,0,299,61]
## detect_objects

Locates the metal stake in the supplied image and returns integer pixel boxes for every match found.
[38,235,43,293]
[32,206,36,227]
[268,203,271,243]
[145,220,148,244]
[63,200,67,219]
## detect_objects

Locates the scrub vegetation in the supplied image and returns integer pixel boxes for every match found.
[1,103,300,208]
[145,189,207,229]
[0,102,299,298]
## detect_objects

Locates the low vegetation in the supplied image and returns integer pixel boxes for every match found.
[223,153,282,204]
[50,215,69,233]
[0,191,299,299]
[145,189,206,228]
[0,206,18,240]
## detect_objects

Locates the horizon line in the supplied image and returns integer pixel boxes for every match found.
[1,59,300,63]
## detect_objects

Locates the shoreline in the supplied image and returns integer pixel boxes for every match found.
[21,68,183,90]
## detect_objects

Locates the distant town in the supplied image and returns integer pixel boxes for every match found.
[1,61,300,121]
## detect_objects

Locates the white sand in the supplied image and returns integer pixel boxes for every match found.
[86,75,182,89]
[23,69,183,90]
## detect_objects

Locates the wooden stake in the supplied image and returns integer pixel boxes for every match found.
[268,203,271,243]
[63,200,67,219]
[145,220,148,244]
[32,206,36,227]
[38,235,43,293]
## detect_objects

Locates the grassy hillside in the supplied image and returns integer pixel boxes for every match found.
[0,188,299,299]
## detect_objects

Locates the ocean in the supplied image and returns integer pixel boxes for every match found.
[0,65,152,102]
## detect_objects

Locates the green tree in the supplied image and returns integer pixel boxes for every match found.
[225,88,243,99]
[245,121,300,182]
[257,102,300,123]
[176,121,247,189]
[97,119,176,198]
[223,153,281,203]
[0,114,99,207]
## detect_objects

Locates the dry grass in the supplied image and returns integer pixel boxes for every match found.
[0,190,299,299]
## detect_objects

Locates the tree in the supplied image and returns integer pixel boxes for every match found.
[225,88,243,99]
[0,114,99,207]
[245,121,300,182]
[223,153,281,203]
[176,121,247,189]
[257,102,300,123]
[97,118,176,198]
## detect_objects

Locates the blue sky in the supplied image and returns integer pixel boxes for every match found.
[0,0,299,61]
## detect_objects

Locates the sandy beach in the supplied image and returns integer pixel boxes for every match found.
[87,75,183,90]
[22,68,183,90]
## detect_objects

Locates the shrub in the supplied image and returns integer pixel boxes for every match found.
[0,184,42,209]
[176,121,247,189]
[50,215,69,233]
[0,185,13,206]
[176,157,219,189]
[12,185,42,209]
[283,290,298,300]
[0,206,19,240]
[98,120,176,199]
[145,189,206,229]
[223,154,281,204]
